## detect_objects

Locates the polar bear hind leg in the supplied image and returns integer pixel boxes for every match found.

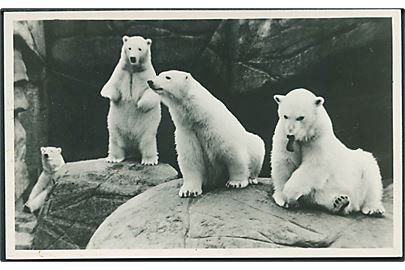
[106,130,126,163]
[247,133,265,185]
[139,134,158,165]
[359,151,385,217]
[313,191,353,215]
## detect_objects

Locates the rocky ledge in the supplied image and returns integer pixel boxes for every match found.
[87,178,393,249]
[32,158,178,249]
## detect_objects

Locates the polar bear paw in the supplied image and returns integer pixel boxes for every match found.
[248,178,259,185]
[179,183,202,198]
[361,204,385,217]
[106,156,124,163]
[226,179,249,189]
[332,195,351,215]
[141,156,158,166]
[273,190,300,209]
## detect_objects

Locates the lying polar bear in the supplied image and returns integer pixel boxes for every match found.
[24,147,65,214]
[271,88,385,216]
[147,70,265,198]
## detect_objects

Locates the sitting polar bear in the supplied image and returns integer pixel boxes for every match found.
[147,70,265,197]
[24,147,65,214]
[271,88,385,216]
[101,35,161,165]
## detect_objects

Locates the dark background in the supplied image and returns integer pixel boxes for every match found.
[42,18,392,182]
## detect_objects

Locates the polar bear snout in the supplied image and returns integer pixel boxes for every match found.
[147,80,163,92]
[129,56,137,63]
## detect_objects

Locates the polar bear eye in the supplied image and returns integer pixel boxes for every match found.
[138,48,142,51]
[296,116,305,121]
[283,115,288,119]
[128,47,131,50]
[166,76,171,80]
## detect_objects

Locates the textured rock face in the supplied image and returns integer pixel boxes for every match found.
[88,179,393,249]
[14,21,48,205]
[32,159,178,249]
[14,49,30,202]
[201,18,391,95]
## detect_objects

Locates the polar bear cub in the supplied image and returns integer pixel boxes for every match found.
[24,147,65,213]
[101,35,161,165]
[271,88,385,216]
[147,70,265,197]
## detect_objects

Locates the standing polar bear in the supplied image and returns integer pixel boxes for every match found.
[101,35,161,165]
[24,147,65,214]
[271,88,385,216]
[147,70,265,197]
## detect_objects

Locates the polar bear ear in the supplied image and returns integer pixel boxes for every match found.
[40,147,45,153]
[273,95,284,104]
[57,147,62,153]
[122,36,129,43]
[146,39,152,46]
[314,96,324,107]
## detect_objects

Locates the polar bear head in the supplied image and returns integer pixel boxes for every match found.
[274,88,326,147]
[147,70,192,104]
[121,35,152,67]
[40,147,65,173]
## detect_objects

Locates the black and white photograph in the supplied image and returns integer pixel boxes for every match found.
[1,9,403,260]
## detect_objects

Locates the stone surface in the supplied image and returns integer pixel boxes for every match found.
[14,20,46,59]
[15,210,37,250]
[32,159,178,249]
[88,179,393,249]
[14,22,48,205]
[14,118,29,202]
[200,18,391,95]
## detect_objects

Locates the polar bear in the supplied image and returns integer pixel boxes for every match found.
[101,35,161,165]
[271,88,385,216]
[24,147,65,214]
[147,70,265,197]
[270,88,385,216]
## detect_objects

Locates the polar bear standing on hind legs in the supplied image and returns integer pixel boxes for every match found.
[271,88,385,217]
[101,35,161,165]
[147,70,265,198]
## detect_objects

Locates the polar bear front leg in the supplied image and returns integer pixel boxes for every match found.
[225,149,250,189]
[178,157,204,198]
[139,135,158,166]
[25,189,49,213]
[176,130,204,198]
[271,160,297,207]
[101,83,121,103]
[26,172,50,204]
[282,164,318,206]
[136,89,160,113]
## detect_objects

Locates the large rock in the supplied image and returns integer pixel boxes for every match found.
[88,179,393,249]
[32,159,178,249]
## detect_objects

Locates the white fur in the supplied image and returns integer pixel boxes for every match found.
[101,36,161,165]
[148,70,265,197]
[24,147,65,213]
[271,88,385,216]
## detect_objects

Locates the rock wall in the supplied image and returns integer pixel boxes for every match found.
[42,18,393,180]
[13,21,48,205]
